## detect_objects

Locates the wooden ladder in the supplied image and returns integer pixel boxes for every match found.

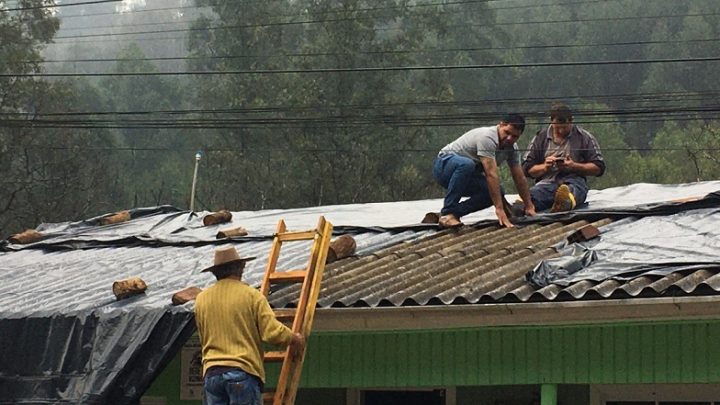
[260,216,333,405]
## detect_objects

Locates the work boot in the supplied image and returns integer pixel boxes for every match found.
[421,212,440,224]
[438,213,463,229]
[551,184,576,213]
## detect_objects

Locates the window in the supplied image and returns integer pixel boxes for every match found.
[592,384,720,405]
[608,403,713,405]
[347,387,456,405]
[364,389,446,405]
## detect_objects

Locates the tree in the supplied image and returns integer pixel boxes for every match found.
[0,0,60,235]
[186,0,504,210]
[96,43,191,209]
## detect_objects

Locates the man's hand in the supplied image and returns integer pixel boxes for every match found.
[289,332,305,358]
[558,158,603,177]
[509,163,535,218]
[529,156,555,178]
[495,207,514,228]
[556,156,575,172]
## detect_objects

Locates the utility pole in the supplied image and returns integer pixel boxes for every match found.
[190,151,202,212]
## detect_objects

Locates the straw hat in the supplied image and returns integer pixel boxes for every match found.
[201,246,256,273]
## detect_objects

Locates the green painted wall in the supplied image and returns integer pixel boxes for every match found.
[297,320,720,387]
[143,319,720,402]
[143,354,199,405]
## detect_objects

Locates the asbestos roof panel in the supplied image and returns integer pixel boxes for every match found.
[266,216,720,308]
[3,182,720,316]
[0,230,429,317]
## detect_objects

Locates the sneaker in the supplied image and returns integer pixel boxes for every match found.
[421,212,440,224]
[438,214,463,228]
[551,184,576,212]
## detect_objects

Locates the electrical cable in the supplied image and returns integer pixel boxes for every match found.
[48,10,720,41]
[2,145,719,154]
[0,0,121,12]
[21,37,720,65]
[4,55,720,77]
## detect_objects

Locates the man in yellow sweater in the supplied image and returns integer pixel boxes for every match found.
[195,246,304,405]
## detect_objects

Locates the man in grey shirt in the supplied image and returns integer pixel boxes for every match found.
[432,114,536,228]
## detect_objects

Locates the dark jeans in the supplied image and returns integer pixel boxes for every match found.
[530,177,589,211]
[432,154,495,219]
[203,367,262,405]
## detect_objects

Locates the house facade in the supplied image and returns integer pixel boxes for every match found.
[3,182,720,405]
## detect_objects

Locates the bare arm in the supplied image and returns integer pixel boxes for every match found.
[509,163,535,216]
[480,157,513,227]
[527,155,556,179]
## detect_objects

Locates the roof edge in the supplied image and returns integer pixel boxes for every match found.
[313,296,720,332]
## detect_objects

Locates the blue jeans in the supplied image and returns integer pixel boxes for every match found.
[203,368,262,405]
[530,176,589,211]
[432,154,495,219]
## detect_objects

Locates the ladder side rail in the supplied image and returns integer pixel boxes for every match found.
[283,220,333,405]
[260,220,287,296]
[288,217,326,334]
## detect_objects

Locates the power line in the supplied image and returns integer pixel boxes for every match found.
[49,10,720,41]
[3,111,719,130]
[49,0,616,20]
[23,37,720,65]
[53,0,491,31]
[45,11,720,45]
[52,0,621,32]
[3,145,720,153]
[4,55,720,77]
[0,0,121,12]
[3,89,719,117]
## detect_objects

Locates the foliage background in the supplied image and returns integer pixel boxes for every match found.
[1,0,719,236]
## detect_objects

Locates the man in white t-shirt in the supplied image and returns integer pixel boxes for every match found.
[432,114,536,228]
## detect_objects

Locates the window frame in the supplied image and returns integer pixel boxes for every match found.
[591,384,720,405]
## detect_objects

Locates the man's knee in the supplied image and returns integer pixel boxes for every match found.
[529,183,557,211]
[565,180,589,204]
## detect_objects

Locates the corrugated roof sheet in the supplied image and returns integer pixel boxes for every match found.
[268,215,720,308]
[2,182,720,316]
[0,230,429,317]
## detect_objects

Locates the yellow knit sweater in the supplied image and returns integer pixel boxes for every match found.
[194,278,293,382]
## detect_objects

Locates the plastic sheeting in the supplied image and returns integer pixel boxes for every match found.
[0,212,429,403]
[0,307,195,405]
[4,181,720,251]
[528,206,720,288]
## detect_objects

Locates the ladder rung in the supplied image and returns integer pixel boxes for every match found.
[262,392,275,404]
[276,230,317,241]
[274,308,296,322]
[264,351,286,363]
[268,270,307,283]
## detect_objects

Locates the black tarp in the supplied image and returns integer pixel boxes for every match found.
[0,306,195,404]
[5,184,720,252]
[528,206,720,288]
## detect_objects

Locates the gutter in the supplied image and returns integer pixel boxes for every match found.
[312,296,720,332]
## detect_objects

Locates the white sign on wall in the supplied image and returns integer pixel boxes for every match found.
[180,334,203,400]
